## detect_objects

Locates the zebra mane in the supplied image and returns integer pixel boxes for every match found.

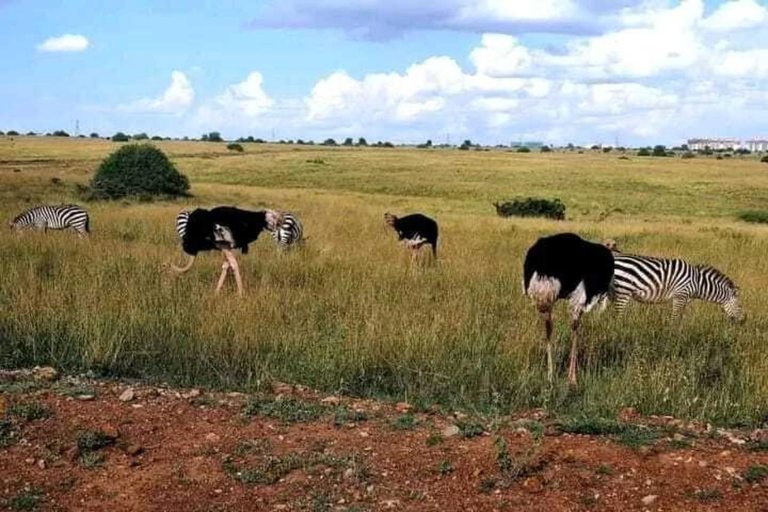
[695,264,738,291]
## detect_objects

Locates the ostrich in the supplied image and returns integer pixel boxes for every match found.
[384,212,439,263]
[523,233,614,384]
[170,206,271,295]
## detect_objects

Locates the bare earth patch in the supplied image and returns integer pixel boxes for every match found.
[1,373,767,512]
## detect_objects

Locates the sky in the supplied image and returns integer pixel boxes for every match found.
[1,0,767,146]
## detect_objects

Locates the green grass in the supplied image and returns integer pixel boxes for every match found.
[743,465,768,483]
[7,402,52,422]
[242,396,329,424]
[2,138,768,426]
[561,416,661,448]
[737,210,768,224]
[456,418,485,438]
[76,430,114,452]
[5,488,42,511]
[0,419,15,447]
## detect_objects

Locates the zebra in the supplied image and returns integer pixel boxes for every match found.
[612,253,745,323]
[9,205,90,236]
[176,210,190,239]
[266,211,304,249]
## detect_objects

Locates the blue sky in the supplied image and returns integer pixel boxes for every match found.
[1,0,767,145]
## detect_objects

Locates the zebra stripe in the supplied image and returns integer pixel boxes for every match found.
[11,205,90,236]
[175,210,190,239]
[270,213,304,249]
[613,254,744,322]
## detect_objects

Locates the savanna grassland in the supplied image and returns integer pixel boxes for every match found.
[2,136,768,426]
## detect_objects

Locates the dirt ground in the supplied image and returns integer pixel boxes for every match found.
[1,370,767,512]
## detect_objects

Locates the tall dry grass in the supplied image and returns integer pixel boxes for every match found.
[1,137,767,425]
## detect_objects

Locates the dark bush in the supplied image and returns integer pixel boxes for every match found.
[226,143,244,152]
[493,198,566,220]
[202,132,223,142]
[90,132,99,138]
[26,131,36,136]
[133,133,149,140]
[322,138,337,146]
[540,145,552,153]
[652,145,667,157]
[637,148,651,156]
[343,137,354,146]
[516,146,531,153]
[738,211,768,224]
[459,139,473,150]
[112,132,130,142]
[357,137,368,146]
[762,156,768,163]
[52,130,69,137]
[151,135,163,141]
[88,144,190,200]
[591,145,600,150]
[602,147,612,153]
[682,152,696,159]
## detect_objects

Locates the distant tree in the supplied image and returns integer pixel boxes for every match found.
[652,145,667,157]
[151,136,163,141]
[133,133,149,140]
[343,137,354,146]
[25,131,36,136]
[357,137,368,146]
[540,145,552,153]
[637,147,651,156]
[602,147,612,153]
[254,138,266,143]
[90,132,100,138]
[52,130,69,137]
[425,139,432,147]
[735,148,751,155]
[322,138,337,146]
[226,143,244,152]
[459,139,473,150]
[516,146,531,153]
[382,141,394,148]
[296,139,305,145]
[78,134,86,138]
[681,144,689,151]
[566,143,575,151]
[6,130,19,136]
[182,136,189,141]
[202,132,223,142]
[590,144,600,150]
[112,132,130,142]
[616,146,626,152]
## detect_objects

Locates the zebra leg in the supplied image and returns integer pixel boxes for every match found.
[672,295,690,318]
[539,307,554,383]
[568,310,583,385]
[613,293,631,315]
[223,249,243,296]
[215,258,231,294]
[34,220,47,233]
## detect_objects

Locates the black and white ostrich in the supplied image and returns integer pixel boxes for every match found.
[523,233,614,384]
[384,212,439,262]
[170,206,272,295]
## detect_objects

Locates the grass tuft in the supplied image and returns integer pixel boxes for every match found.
[242,396,328,424]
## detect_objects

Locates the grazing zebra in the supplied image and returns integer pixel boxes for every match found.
[268,211,304,249]
[612,253,745,323]
[523,233,614,384]
[9,205,90,236]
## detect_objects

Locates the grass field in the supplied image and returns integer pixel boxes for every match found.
[2,136,768,426]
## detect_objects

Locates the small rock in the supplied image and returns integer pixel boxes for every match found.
[102,424,120,439]
[32,366,59,382]
[76,394,95,401]
[37,459,46,470]
[205,433,221,443]
[119,388,135,402]
[395,402,411,412]
[182,389,201,399]
[126,445,144,456]
[321,396,341,405]
[25,458,35,465]
[641,495,658,505]
[442,425,460,438]
[344,468,355,479]
[360,431,370,438]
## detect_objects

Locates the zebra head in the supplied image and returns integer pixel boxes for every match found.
[699,265,745,324]
[722,288,746,324]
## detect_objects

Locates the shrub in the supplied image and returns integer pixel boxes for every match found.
[6,130,19,136]
[682,152,696,159]
[761,156,768,163]
[652,145,667,157]
[493,198,566,220]
[151,135,163,141]
[516,146,531,153]
[112,132,130,142]
[343,137,354,146]
[459,139,473,150]
[88,144,190,200]
[602,147,612,153]
[540,145,552,153]
[52,130,69,137]
[591,145,600,150]
[26,131,36,136]
[322,138,337,146]
[202,132,223,142]
[226,143,244,152]
[133,133,149,140]
[637,148,651,156]
[738,211,768,224]
[357,137,368,146]
[90,132,99,138]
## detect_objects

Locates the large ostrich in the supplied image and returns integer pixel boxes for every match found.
[171,206,275,295]
[523,233,614,384]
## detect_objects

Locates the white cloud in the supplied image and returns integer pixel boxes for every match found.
[701,0,768,32]
[195,72,275,127]
[37,34,89,53]
[119,71,194,115]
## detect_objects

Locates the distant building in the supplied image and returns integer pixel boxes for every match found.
[687,138,741,151]
[745,139,768,152]
[510,141,544,148]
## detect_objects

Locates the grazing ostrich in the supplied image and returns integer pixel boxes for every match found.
[523,233,614,384]
[171,206,270,295]
[10,205,90,237]
[384,212,438,263]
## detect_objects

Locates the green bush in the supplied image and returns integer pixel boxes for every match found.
[88,144,190,200]
[493,198,566,220]
[133,133,149,140]
[111,132,130,142]
[682,152,696,159]
[637,148,651,156]
[226,143,244,152]
[540,145,552,153]
[738,211,768,224]
[761,156,768,163]
[516,146,531,153]
[52,130,69,137]
[7,130,19,136]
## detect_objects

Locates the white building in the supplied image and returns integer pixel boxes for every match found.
[687,138,741,151]
[745,139,768,152]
